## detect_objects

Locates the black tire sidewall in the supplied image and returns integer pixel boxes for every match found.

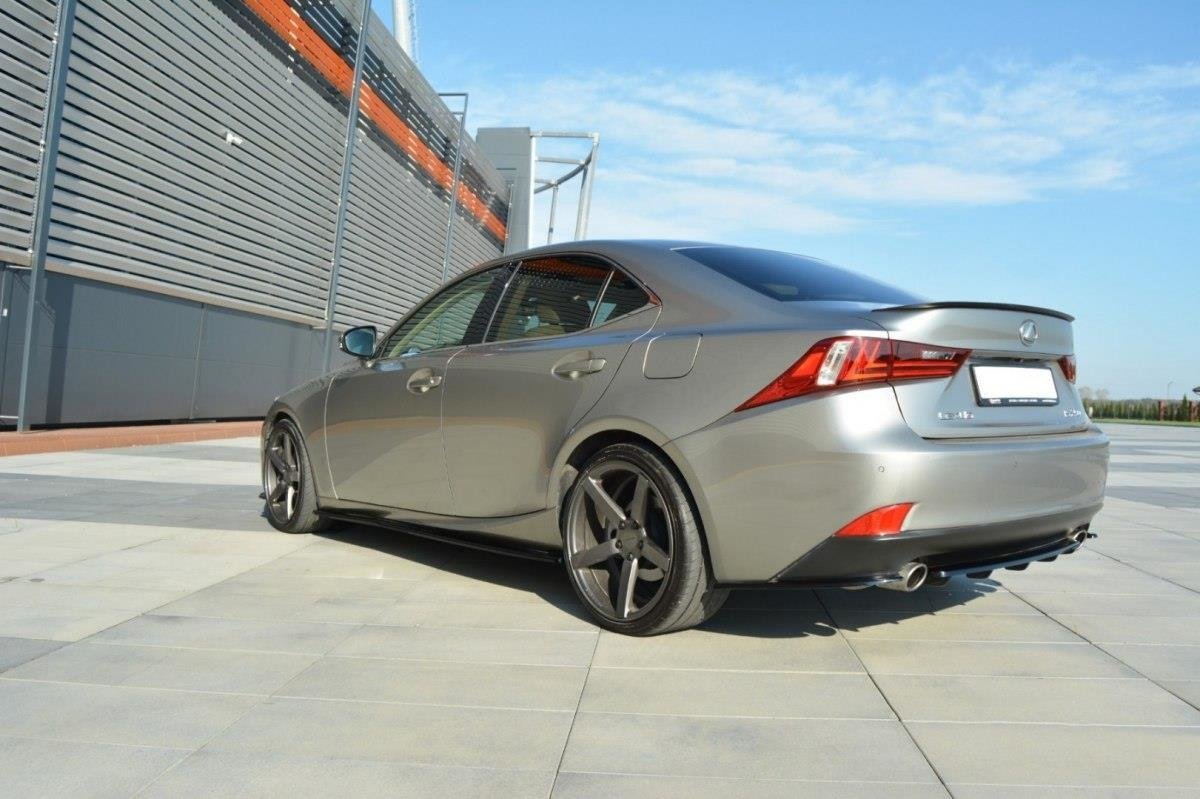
[562,442,710,636]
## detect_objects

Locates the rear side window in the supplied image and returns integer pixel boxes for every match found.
[676,245,921,304]
[593,269,651,325]
[487,257,608,342]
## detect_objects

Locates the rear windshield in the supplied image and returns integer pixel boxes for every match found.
[676,245,922,304]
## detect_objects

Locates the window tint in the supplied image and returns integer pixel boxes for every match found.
[380,267,507,358]
[677,246,922,304]
[593,269,651,325]
[487,257,608,342]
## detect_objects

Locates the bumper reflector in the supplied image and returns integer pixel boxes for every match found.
[835,503,915,537]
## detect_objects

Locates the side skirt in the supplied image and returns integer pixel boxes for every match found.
[320,510,563,564]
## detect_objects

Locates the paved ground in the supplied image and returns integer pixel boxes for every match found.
[0,423,1198,797]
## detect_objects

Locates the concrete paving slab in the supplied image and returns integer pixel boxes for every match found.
[0,736,185,798]
[140,750,554,798]
[848,639,1139,678]
[279,655,588,710]
[331,624,598,667]
[561,712,940,783]
[0,636,63,671]
[579,667,893,719]
[0,423,1197,794]
[93,614,357,655]
[0,679,263,748]
[552,772,950,798]
[7,641,318,694]
[206,696,574,770]
[874,674,1200,724]
[908,721,1200,788]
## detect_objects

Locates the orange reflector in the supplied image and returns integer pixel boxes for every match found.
[834,503,915,537]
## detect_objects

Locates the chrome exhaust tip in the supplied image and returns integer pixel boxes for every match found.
[879,561,928,593]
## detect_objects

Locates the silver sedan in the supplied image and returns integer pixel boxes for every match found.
[261,241,1109,635]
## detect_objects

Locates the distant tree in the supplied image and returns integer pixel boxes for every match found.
[1078,386,1094,401]
[1097,388,1110,401]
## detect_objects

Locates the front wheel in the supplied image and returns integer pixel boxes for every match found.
[561,443,727,635]
[262,417,328,534]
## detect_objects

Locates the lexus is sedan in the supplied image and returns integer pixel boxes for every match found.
[261,241,1109,635]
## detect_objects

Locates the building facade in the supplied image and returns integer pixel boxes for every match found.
[0,0,510,426]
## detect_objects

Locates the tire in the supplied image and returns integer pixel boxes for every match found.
[561,442,728,635]
[262,417,329,535]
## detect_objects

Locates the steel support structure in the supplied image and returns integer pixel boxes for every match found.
[322,0,374,372]
[530,131,599,244]
[437,92,468,283]
[15,0,77,431]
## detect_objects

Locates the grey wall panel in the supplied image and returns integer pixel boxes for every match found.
[0,0,511,426]
[0,0,57,266]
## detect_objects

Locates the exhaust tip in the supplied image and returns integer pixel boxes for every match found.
[880,561,928,593]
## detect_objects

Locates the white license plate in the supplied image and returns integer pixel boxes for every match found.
[971,365,1058,406]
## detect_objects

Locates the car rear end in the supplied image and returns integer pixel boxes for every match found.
[663,247,1109,589]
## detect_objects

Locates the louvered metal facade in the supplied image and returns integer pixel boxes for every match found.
[0,0,510,426]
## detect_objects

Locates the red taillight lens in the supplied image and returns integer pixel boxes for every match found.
[736,337,969,411]
[1058,355,1077,383]
[835,503,915,537]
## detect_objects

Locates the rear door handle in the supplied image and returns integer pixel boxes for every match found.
[406,370,443,394]
[552,357,607,380]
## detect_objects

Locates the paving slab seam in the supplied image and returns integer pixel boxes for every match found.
[591,664,867,675]
[574,709,898,722]
[271,694,577,715]
[0,733,192,753]
[547,630,600,797]
[902,719,1200,729]
[813,590,953,794]
[0,676,270,699]
[559,769,947,787]
[1086,545,1200,597]
[1006,587,1200,713]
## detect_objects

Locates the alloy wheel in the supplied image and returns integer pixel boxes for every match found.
[264,425,302,525]
[565,459,674,621]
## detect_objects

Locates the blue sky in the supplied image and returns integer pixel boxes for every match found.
[375,1,1199,398]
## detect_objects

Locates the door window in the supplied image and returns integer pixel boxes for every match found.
[486,257,609,343]
[379,267,509,358]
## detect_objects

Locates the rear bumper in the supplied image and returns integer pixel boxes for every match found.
[756,506,1099,588]
[667,386,1109,583]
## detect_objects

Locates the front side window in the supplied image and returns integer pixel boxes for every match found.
[379,267,508,358]
[486,257,609,342]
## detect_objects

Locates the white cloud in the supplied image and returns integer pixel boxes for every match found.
[468,60,1200,239]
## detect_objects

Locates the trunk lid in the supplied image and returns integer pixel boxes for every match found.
[865,303,1089,439]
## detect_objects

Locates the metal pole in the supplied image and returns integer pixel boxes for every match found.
[322,0,373,372]
[15,0,76,432]
[438,93,467,283]
[546,184,559,244]
[575,135,599,240]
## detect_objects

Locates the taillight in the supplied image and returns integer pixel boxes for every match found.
[1058,355,1077,383]
[835,503,915,537]
[736,336,969,411]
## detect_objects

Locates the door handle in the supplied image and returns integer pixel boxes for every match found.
[552,357,607,380]
[406,370,443,394]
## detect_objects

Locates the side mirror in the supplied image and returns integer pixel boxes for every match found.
[339,325,377,358]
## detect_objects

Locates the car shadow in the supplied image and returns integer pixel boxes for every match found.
[318,519,1005,636]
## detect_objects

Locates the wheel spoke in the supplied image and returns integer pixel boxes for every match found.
[571,538,618,568]
[615,557,638,618]
[641,538,670,569]
[268,479,287,502]
[268,447,289,477]
[584,477,627,527]
[629,476,650,527]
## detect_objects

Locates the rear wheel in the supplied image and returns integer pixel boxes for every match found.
[562,443,727,635]
[262,418,328,534]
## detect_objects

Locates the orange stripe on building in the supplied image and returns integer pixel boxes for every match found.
[242,0,507,241]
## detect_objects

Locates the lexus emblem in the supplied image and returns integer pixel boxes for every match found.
[1018,319,1038,346]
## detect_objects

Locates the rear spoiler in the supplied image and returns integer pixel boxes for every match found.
[872,301,1074,323]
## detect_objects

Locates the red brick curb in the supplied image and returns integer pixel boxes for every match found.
[0,420,263,457]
